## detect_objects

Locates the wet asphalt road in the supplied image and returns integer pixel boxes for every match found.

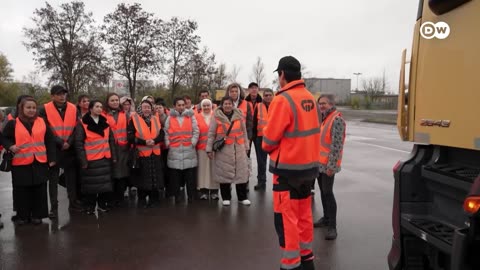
[0,121,413,270]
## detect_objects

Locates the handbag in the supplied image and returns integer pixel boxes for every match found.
[0,151,14,172]
[212,121,235,152]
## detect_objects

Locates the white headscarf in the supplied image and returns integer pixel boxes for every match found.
[200,98,213,125]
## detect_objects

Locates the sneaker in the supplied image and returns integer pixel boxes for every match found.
[222,200,231,206]
[325,227,338,240]
[199,194,208,200]
[210,193,219,200]
[311,189,315,195]
[124,189,129,197]
[313,217,329,228]
[240,199,251,206]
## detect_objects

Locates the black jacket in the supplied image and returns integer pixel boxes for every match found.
[1,118,57,186]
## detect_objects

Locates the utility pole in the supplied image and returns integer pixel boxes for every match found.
[353,72,362,91]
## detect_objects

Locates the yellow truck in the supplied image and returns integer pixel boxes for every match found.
[388,0,480,269]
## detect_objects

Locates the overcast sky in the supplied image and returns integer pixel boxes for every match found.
[0,0,419,92]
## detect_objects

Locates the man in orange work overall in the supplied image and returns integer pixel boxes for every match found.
[263,56,321,270]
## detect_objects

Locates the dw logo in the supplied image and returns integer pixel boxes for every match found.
[301,100,315,112]
[420,21,450,40]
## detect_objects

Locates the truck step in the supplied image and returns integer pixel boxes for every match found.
[424,164,480,182]
[401,214,459,255]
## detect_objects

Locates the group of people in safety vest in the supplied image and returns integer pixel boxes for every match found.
[0,55,346,270]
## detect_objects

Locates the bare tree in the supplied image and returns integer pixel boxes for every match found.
[228,64,241,83]
[250,56,266,87]
[163,17,201,99]
[213,63,228,90]
[102,3,163,98]
[362,77,386,101]
[23,1,107,94]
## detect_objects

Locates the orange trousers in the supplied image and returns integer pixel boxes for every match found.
[273,174,315,270]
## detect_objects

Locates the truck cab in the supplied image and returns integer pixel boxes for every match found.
[388,0,480,269]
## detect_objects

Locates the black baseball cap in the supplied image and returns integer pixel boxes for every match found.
[274,56,301,73]
[248,82,259,88]
[50,85,68,95]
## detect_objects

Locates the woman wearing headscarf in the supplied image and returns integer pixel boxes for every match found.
[127,100,164,208]
[104,93,131,207]
[75,100,117,215]
[195,98,219,200]
[1,97,57,225]
[206,96,250,206]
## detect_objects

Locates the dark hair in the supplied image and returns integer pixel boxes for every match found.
[173,97,186,106]
[88,99,103,110]
[220,96,234,106]
[198,90,209,97]
[154,97,166,106]
[18,97,38,120]
[77,94,89,105]
[140,100,153,109]
[183,95,191,101]
[14,95,33,117]
[248,82,259,88]
[279,70,302,83]
[105,93,120,111]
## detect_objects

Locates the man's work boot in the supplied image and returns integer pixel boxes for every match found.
[313,217,328,228]
[325,227,338,240]
[254,183,266,191]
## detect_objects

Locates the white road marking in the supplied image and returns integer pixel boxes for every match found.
[350,140,410,153]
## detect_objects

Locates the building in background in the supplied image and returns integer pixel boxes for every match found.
[112,79,154,97]
[304,78,351,104]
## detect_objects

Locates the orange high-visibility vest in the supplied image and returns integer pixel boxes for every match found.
[195,112,212,150]
[215,118,244,145]
[82,121,111,161]
[44,101,77,142]
[319,111,344,167]
[237,100,252,122]
[256,103,268,137]
[131,114,161,157]
[168,116,193,148]
[262,80,321,179]
[104,111,128,146]
[12,117,48,166]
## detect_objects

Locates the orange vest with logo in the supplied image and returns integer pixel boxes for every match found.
[168,116,193,148]
[215,118,245,145]
[82,121,112,161]
[195,112,212,150]
[319,111,344,167]
[44,102,77,142]
[104,111,128,146]
[262,80,321,179]
[12,117,48,166]
[131,114,161,157]
[256,103,268,137]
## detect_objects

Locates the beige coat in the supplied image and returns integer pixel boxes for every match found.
[206,108,249,184]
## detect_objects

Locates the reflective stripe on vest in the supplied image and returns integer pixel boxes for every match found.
[131,114,161,157]
[82,122,111,161]
[256,103,268,137]
[319,111,344,166]
[263,82,321,177]
[12,117,47,166]
[44,102,77,142]
[168,116,193,148]
[216,119,244,145]
[195,112,212,150]
[105,111,128,146]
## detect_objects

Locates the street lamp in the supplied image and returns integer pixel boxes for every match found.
[353,72,362,91]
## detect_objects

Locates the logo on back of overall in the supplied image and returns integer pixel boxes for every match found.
[301,100,315,112]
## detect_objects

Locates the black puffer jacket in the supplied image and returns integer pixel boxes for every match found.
[74,114,117,194]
